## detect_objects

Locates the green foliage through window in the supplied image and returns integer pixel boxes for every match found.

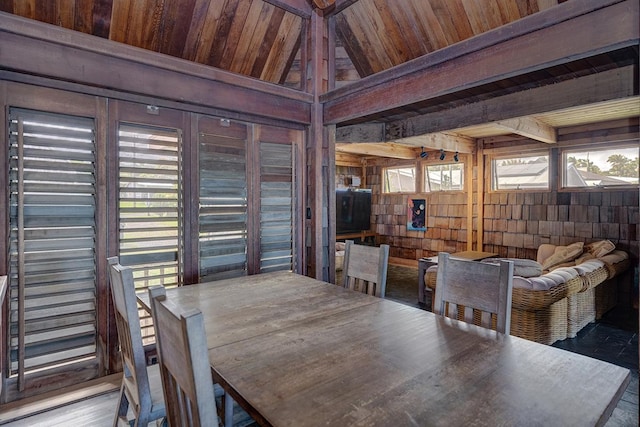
[563,146,639,188]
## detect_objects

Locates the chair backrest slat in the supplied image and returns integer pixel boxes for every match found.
[107,257,151,407]
[342,240,390,298]
[433,252,514,334]
[149,285,218,427]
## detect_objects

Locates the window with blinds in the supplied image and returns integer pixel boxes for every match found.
[117,124,182,340]
[7,108,97,383]
[198,129,248,281]
[259,142,294,272]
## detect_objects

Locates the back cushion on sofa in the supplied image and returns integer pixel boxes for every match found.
[536,244,557,265]
[585,240,616,258]
[483,258,543,278]
[541,242,584,270]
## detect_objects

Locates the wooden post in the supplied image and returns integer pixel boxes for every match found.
[307,9,330,280]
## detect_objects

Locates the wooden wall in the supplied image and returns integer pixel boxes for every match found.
[482,190,638,261]
[366,169,472,260]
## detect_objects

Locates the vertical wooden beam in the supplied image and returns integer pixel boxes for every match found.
[106,99,120,373]
[0,82,6,401]
[477,144,485,251]
[184,114,200,284]
[0,83,6,277]
[94,95,109,376]
[247,124,260,275]
[328,124,337,284]
[307,10,329,280]
[466,152,473,251]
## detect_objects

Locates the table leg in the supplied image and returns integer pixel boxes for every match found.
[418,259,437,305]
[224,393,234,427]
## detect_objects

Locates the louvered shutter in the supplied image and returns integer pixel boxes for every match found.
[259,142,294,272]
[198,126,248,281]
[7,108,97,384]
[117,123,182,341]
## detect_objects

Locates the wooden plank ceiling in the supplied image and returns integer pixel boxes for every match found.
[1,0,637,159]
[0,0,563,88]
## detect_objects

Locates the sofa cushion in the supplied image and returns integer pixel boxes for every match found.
[483,258,543,278]
[541,242,584,270]
[512,267,579,291]
[536,244,557,265]
[574,252,595,264]
[585,240,616,258]
[599,250,628,265]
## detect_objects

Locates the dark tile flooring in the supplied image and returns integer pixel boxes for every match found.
[552,309,639,427]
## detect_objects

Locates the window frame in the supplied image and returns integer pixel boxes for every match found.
[382,165,417,194]
[488,151,551,193]
[423,161,466,193]
[560,142,639,190]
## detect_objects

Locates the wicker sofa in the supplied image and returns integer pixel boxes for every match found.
[425,240,630,345]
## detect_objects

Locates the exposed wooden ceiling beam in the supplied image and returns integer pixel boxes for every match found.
[322,0,639,124]
[0,13,313,125]
[335,123,385,142]
[328,0,360,15]
[336,142,418,159]
[493,117,556,144]
[385,66,637,139]
[398,133,475,154]
[336,151,365,166]
[309,0,336,14]
[262,0,313,17]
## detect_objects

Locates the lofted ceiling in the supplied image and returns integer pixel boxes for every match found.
[1,0,638,159]
[0,0,568,88]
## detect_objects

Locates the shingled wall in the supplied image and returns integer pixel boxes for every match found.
[364,166,474,260]
[357,119,639,263]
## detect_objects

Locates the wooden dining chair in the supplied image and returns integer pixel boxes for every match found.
[148,284,219,427]
[107,257,166,427]
[342,240,390,297]
[433,252,514,334]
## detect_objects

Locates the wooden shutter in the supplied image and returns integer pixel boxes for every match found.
[259,141,295,272]
[198,120,248,281]
[117,123,182,341]
[7,108,97,388]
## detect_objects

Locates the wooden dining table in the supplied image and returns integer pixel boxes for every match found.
[138,270,630,427]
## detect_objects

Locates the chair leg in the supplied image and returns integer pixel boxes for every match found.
[224,393,234,427]
[114,383,130,427]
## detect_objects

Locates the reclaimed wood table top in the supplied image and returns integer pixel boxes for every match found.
[138,271,630,427]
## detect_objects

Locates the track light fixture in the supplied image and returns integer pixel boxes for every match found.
[439,149,446,161]
[453,151,459,162]
[420,147,428,158]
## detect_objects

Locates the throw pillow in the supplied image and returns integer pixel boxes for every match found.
[541,242,584,270]
[482,258,543,278]
[585,240,616,258]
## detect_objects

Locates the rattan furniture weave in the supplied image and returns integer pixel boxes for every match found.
[425,248,630,345]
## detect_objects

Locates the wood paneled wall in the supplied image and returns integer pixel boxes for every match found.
[366,169,471,260]
[483,190,638,260]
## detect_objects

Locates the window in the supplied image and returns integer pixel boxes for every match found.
[383,166,416,193]
[424,163,464,192]
[118,123,182,291]
[198,121,248,281]
[259,141,295,273]
[491,154,549,190]
[562,145,639,188]
[8,108,98,381]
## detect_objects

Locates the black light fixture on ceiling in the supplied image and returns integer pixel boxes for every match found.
[420,147,428,158]
[453,151,459,162]
[439,149,446,161]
